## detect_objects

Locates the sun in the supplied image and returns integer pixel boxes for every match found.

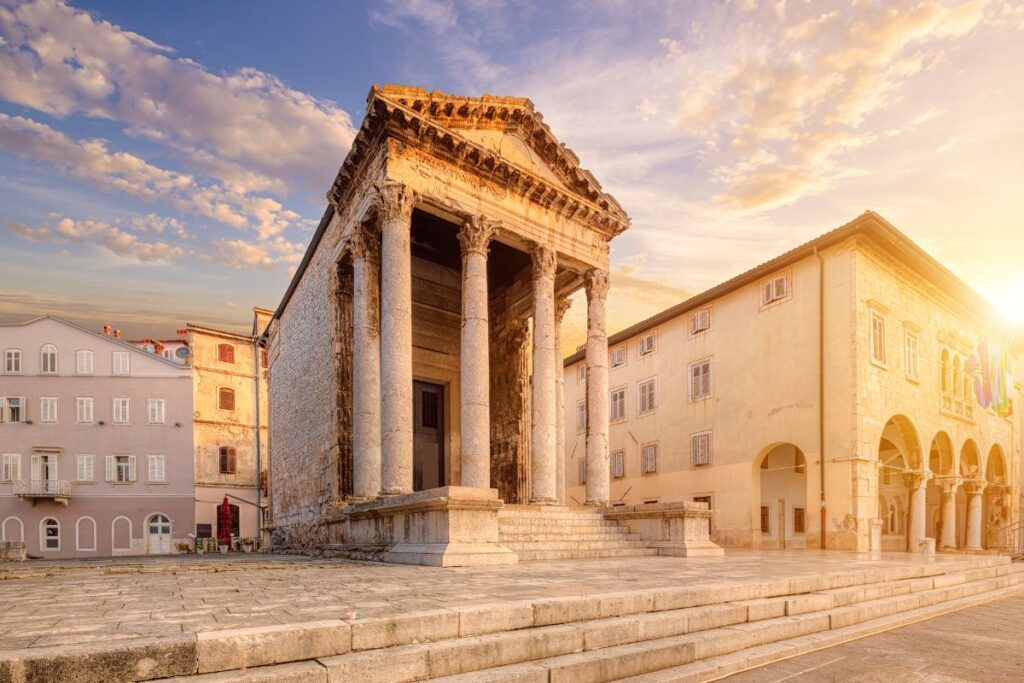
[986,288,1024,325]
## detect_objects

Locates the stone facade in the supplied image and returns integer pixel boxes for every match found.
[563,212,1021,553]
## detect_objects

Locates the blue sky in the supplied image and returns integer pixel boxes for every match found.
[1,0,1022,342]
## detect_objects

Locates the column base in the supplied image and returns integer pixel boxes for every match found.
[529,496,560,506]
[380,488,413,497]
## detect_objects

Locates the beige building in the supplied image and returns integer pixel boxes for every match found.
[563,212,1021,553]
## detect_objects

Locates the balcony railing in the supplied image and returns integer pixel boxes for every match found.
[14,479,72,498]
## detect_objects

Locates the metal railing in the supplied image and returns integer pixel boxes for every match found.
[13,479,72,497]
[990,520,1024,558]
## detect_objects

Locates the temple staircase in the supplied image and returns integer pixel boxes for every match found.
[497,505,658,561]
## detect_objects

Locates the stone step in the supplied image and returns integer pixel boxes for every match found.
[499,531,642,542]
[515,548,662,561]
[497,517,625,527]
[502,540,652,551]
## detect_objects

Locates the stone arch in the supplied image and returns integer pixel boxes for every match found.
[753,443,808,549]
[111,515,133,553]
[960,439,981,479]
[2,517,23,542]
[76,516,97,552]
[878,416,924,551]
[984,445,1010,548]
[926,432,955,541]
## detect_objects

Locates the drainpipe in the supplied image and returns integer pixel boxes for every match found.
[252,313,263,534]
[815,246,827,550]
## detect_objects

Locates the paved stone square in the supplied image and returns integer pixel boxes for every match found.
[726,591,1024,681]
[0,550,994,653]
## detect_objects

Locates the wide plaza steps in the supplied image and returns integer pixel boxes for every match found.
[70,555,1022,682]
[498,505,659,561]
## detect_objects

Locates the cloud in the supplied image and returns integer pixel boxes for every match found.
[6,216,186,263]
[0,0,356,194]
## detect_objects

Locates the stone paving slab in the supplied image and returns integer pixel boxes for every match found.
[0,550,1002,653]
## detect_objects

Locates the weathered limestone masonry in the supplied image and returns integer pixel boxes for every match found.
[263,84,716,565]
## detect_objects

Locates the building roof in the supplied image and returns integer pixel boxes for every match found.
[564,211,1014,365]
[186,321,256,342]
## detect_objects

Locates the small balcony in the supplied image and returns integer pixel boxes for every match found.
[14,479,72,506]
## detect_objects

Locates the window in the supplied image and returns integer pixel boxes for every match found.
[577,364,586,383]
[218,343,235,363]
[641,443,658,474]
[218,387,236,411]
[793,507,806,534]
[691,431,712,467]
[689,359,712,400]
[638,378,657,416]
[112,398,130,424]
[762,274,789,305]
[1,397,25,423]
[639,332,656,357]
[76,350,94,374]
[76,517,97,552]
[147,455,166,482]
[41,518,59,551]
[612,450,625,479]
[870,310,886,365]
[1,454,20,482]
[4,349,21,373]
[940,349,951,393]
[578,458,586,484]
[107,455,136,482]
[576,400,587,432]
[261,349,269,368]
[39,397,57,423]
[610,387,627,422]
[147,398,166,424]
[77,455,94,481]
[690,308,711,334]
[112,351,130,375]
[40,344,57,374]
[760,506,770,534]
[219,446,237,474]
[903,331,918,379]
[76,397,94,423]
[610,346,626,368]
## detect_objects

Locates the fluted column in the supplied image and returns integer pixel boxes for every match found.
[554,298,572,505]
[530,245,558,505]
[939,479,959,549]
[965,481,986,549]
[459,216,497,489]
[350,225,382,499]
[905,472,928,552]
[585,269,611,507]
[375,181,416,496]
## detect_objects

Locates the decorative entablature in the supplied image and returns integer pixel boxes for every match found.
[326,85,630,240]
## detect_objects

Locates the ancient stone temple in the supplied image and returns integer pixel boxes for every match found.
[266,85,721,565]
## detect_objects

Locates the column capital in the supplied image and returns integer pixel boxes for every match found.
[584,269,610,301]
[963,479,987,495]
[555,297,573,324]
[374,181,416,224]
[531,244,557,281]
[348,223,380,265]
[459,215,498,256]
[940,477,961,495]
[903,471,929,490]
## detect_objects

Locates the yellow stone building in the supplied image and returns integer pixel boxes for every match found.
[563,212,1021,553]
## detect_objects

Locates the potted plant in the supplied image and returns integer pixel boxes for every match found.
[177,542,190,555]
[241,538,253,553]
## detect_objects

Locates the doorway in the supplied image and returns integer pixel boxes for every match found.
[147,514,171,554]
[413,380,445,491]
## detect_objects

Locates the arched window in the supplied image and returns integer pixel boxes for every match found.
[218,388,235,411]
[41,518,59,551]
[940,349,950,394]
[111,516,132,551]
[76,517,97,552]
[963,375,972,405]
[217,344,235,363]
[219,446,237,474]
[952,356,961,399]
[40,344,57,374]
[2,517,23,542]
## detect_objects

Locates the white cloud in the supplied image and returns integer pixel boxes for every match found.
[6,216,186,263]
[0,0,356,194]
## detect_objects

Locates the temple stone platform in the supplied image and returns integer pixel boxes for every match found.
[0,550,1021,682]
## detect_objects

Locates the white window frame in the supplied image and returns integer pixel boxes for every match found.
[904,329,919,380]
[1,396,26,423]
[76,397,94,423]
[40,518,60,552]
[39,397,58,423]
[147,454,166,482]
[610,346,626,369]
[76,516,97,552]
[108,455,137,483]
[576,399,587,433]
[637,377,657,416]
[112,398,130,425]
[689,358,713,401]
[612,450,625,479]
[690,308,711,335]
[761,273,790,306]
[40,344,57,374]
[641,442,658,474]
[112,351,130,375]
[691,430,712,467]
[577,364,586,384]
[147,398,166,425]
[639,332,657,358]
[1,454,20,482]
[4,349,22,374]
[870,309,887,366]
[610,386,627,423]
[77,454,95,482]
[76,349,94,375]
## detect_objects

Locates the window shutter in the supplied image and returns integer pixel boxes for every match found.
[19,397,26,422]
[31,455,41,481]
[105,456,115,482]
[0,398,5,424]
[11,455,20,482]
[128,456,137,482]
[702,362,711,397]
[690,314,698,335]
[774,276,787,299]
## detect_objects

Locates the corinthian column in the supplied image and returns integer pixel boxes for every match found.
[350,225,382,499]
[585,269,611,507]
[375,181,416,496]
[459,216,497,489]
[939,479,959,550]
[905,471,928,552]
[965,481,986,549]
[530,245,558,505]
[555,297,572,505]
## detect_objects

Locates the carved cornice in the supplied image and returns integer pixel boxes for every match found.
[459,215,498,256]
[373,181,416,224]
[584,269,610,301]
[531,245,557,281]
[327,85,630,238]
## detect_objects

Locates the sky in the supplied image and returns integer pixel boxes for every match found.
[0,0,1022,346]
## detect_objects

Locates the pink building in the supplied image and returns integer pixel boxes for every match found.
[0,316,194,558]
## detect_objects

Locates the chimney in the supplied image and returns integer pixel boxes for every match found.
[114,329,122,339]
[103,325,111,336]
